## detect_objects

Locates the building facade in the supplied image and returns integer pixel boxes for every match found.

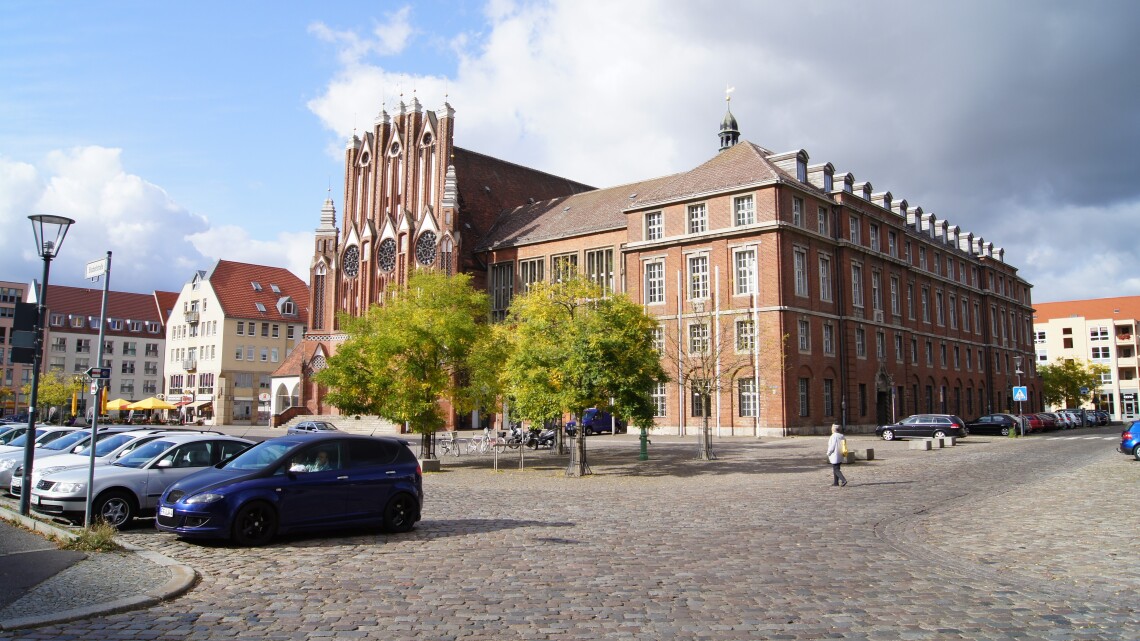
[165,260,308,425]
[290,99,1039,435]
[27,284,171,418]
[0,281,36,416]
[1033,296,1140,422]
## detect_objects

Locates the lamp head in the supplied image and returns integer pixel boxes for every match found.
[29,215,76,259]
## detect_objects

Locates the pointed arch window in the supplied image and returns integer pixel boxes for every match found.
[440,236,454,276]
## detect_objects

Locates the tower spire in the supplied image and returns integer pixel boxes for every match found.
[719,85,740,152]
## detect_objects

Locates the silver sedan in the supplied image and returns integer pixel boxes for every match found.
[30,433,253,527]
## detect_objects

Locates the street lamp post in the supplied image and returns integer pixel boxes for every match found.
[1013,355,1024,437]
[19,215,75,516]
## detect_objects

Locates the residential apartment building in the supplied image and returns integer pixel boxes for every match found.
[165,260,308,425]
[1033,296,1140,422]
[0,281,36,416]
[29,284,171,417]
[291,98,1037,435]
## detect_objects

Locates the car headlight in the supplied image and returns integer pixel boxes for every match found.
[0,459,16,471]
[53,482,86,494]
[184,493,224,505]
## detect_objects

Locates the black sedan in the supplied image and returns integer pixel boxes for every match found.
[966,413,1025,436]
[875,414,968,441]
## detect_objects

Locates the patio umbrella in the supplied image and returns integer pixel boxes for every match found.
[126,396,178,411]
[105,398,133,411]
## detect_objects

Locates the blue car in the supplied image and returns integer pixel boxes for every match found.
[155,434,422,546]
[1120,421,1140,460]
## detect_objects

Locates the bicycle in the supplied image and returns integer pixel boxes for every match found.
[468,433,491,454]
[438,433,464,456]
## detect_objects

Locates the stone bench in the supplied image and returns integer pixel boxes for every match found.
[909,437,956,450]
[844,448,875,463]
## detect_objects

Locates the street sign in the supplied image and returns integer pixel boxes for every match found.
[89,383,99,395]
[1012,386,1028,402]
[85,258,107,280]
[1080,386,1090,394]
[85,367,111,379]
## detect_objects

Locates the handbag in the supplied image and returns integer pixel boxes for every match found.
[840,439,848,456]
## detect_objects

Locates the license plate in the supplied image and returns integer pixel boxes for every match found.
[159,506,173,518]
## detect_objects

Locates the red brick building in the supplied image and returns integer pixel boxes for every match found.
[291,98,1038,435]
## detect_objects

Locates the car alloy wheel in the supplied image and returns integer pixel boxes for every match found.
[95,490,134,528]
[933,430,947,439]
[383,493,418,533]
[1000,427,1010,436]
[232,501,278,546]
[881,429,895,441]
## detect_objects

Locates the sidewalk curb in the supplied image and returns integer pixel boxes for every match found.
[0,507,198,631]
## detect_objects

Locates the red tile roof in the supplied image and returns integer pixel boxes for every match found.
[206,260,309,323]
[44,285,166,338]
[1033,296,1140,322]
[154,291,180,325]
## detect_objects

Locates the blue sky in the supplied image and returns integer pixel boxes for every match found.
[2,1,1139,304]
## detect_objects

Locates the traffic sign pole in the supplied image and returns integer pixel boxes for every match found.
[85,251,112,528]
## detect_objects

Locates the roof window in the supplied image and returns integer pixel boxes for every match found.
[255,302,267,313]
[251,282,262,292]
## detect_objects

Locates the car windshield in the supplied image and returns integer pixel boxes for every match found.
[42,430,90,451]
[222,440,296,472]
[75,433,136,457]
[114,439,177,468]
[1,429,26,445]
[583,409,598,421]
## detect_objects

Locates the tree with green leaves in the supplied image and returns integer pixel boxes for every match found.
[313,271,493,458]
[1039,358,1108,409]
[22,371,82,423]
[499,276,668,476]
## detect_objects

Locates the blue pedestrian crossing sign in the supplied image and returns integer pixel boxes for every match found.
[1012,386,1028,402]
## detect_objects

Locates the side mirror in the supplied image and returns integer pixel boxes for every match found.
[288,464,306,474]
[155,459,173,468]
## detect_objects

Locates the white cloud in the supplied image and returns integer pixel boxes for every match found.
[303,0,1140,304]
[187,226,314,285]
[308,6,414,66]
[0,148,312,294]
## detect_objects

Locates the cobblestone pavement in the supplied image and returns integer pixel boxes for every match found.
[3,429,1137,640]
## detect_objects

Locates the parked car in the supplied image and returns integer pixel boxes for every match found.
[1095,410,1111,426]
[1119,421,1140,460]
[0,427,131,490]
[286,421,340,436]
[155,434,422,546]
[966,413,1023,436]
[1033,413,1058,430]
[1022,414,1044,433]
[10,428,218,497]
[875,414,968,441]
[565,408,627,436]
[30,433,253,527]
[0,426,76,456]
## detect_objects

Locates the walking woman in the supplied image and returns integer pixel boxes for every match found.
[827,424,848,487]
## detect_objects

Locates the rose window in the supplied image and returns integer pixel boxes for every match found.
[415,231,438,265]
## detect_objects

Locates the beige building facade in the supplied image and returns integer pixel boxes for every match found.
[1033,297,1140,422]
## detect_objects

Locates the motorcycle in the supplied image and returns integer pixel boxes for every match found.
[527,426,557,449]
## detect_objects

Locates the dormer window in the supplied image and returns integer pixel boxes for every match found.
[108,318,123,331]
[251,282,262,292]
[796,157,807,182]
[129,320,143,332]
[824,170,833,192]
[278,297,297,316]
[50,313,63,326]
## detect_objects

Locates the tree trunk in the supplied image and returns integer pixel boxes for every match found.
[696,392,716,460]
[566,415,591,476]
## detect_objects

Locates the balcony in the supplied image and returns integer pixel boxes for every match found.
[1117,334,1133,343]
[184,311,200,324]
[182,359,197,371]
